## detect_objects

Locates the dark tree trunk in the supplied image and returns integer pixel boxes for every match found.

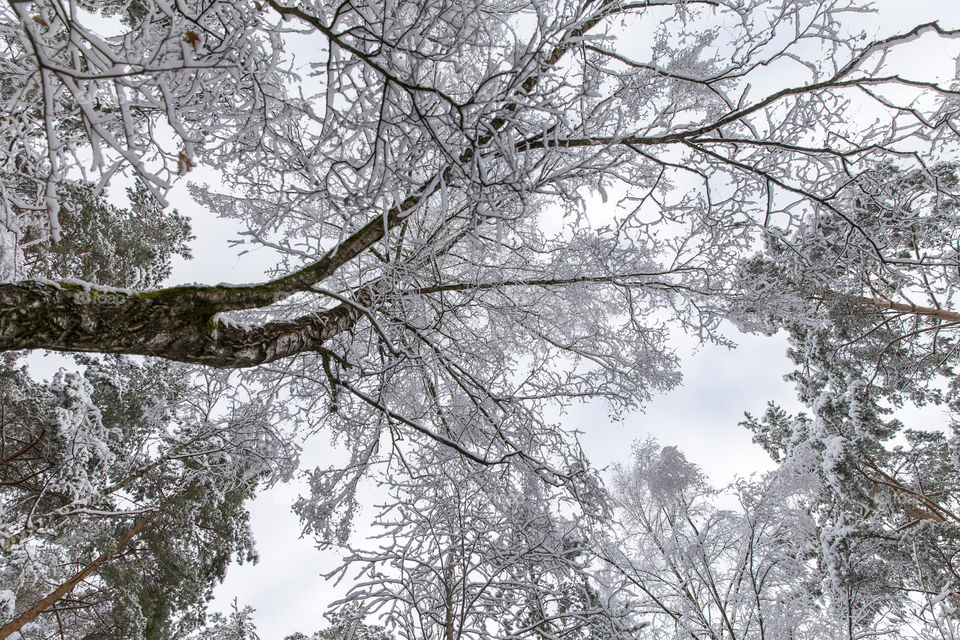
[0,280,364,367]
[0,184,428,366]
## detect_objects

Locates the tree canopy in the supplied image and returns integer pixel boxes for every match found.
[1,0,960,637]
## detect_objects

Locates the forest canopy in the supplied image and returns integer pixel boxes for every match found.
[1,0,959,638]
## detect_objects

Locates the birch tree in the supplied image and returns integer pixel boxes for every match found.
[0,0,956,369]
[1,0,955,536]
[602,439,833,639]
[320,447,630,640]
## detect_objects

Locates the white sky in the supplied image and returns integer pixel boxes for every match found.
[152,1,960,637]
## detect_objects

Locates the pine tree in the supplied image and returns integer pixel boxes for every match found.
[0,356,272,640]
[21,180,193,289]
[285,603,391,640]
[197,600,261,640]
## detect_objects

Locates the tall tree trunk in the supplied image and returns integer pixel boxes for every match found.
[851,296,960,323]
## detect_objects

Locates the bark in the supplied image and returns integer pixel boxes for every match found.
[0,280,366,367]
[0,187,425,367]
[0,512,155,640]
[851,296,960,324]
[0,429,44,468]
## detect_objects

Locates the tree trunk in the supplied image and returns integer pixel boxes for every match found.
[851,296,960,324]
[0,280,366,367]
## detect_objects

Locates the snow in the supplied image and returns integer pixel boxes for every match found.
[0,226,20,283]
[0,588,14,618]
[211,312,255,331]
[821,434,848,489]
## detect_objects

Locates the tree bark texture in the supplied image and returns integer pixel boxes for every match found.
[0,189,424,367]
[0,280,366,367]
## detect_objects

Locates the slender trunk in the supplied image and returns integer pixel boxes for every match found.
[444,549,456,640]
[850,296,960,324]
[0,512,155,640]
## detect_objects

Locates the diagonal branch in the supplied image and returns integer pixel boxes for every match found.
[0,0,623,366]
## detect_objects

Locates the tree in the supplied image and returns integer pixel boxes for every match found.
[0,355,292,640]
[732,160,960,637]
[742,385,960,637]
[1,0,957,367]
[601,439,837,639]
[20,180,193,290]
[736,162,960,404]
[0,146,279,639]
[317,446,629,640]
[284,603,391,640]
[1,0,956,533]
[194,599,261,640]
